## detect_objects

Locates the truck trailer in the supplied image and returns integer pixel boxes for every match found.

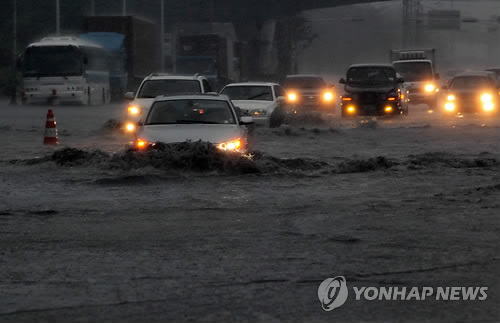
[82,16,160,98]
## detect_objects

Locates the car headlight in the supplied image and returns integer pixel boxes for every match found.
[323,91,334,102]
[444,102,455,111]
[217,139,242,151]
[447,94,455,101]
[384,106,393,113]
[425,84,435,92]
[135,138,151,149]
[287,92,297,102]
[481,93,492,103]
[251,109,267,116]
[128,105,141,115]
[125,122,136,132]
[346,105,356,113]
[483,102,494,111]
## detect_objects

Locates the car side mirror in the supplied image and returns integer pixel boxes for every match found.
[434,73,440,81]
[339,78,346,84]
[397,77,405,83]
[240,116,254,125]
[277,96,285,102]
[442,85,448,90]
[124,92,135,100]
[330,84,335,88]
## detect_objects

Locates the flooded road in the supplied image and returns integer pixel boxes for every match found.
[0,100,499,322]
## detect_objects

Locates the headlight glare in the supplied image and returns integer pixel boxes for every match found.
[217,139,242,151]
[287,92,297,102]
[128,106,140,115]
[483,102,494,111]
[444,102,455,111]
[481,93,492,103]
[323,92,334,101]
[425,84,435,92]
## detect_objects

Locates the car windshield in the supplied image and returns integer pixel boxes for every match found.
[283,77,326,89]
[146,99,236,125]
[450,76,495,89]
[221,86,273,101]
[137,80,202,98]
[23,46,82,77]
[393,62,433,82]
[346,66,397,85]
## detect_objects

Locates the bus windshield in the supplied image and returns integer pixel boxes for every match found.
[24,46,82,77]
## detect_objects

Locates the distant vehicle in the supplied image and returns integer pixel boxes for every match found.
[220,82,286,127]
[21,36,111,105]
[339,64,407,117]
[79,32,127,100]
[442,72,499,115]
[485,68,500,86]
[173,23,239,91]
[282,75,336,112]
[390,49,440,110]
[83,16,160,97]
[134,94,253,153]
[124,73,212,131]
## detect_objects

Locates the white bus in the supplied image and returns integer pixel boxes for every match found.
[22,36,111,105]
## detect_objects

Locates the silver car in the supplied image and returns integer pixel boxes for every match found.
[134,94,253,152]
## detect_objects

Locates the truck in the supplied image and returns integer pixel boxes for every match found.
[172,23,239,91]
[390,49,440,110]
[82,16,160,99]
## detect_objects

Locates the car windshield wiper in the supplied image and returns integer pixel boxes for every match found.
[247,92,270,100]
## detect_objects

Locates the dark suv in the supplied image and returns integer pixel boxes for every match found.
[282,75,336,112]
[339,64,407,117]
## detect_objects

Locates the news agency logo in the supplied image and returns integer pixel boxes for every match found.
[317,276,349,311]
[318,276,488,311]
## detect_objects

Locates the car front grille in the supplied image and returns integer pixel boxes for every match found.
[359,92,378,104]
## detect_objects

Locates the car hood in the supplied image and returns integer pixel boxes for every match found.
[139,124,244,144]
[232,100,277,112]
[344,85,396,94]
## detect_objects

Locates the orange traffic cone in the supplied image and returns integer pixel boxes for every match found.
[43,109,59,145]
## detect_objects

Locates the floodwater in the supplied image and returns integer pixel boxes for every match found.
[0,100,499,322]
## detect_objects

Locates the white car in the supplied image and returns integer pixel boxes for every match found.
[134,94,253,153]
[220,82,286,127]
[124,73,213,131]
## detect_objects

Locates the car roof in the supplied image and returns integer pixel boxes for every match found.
[393,59,432,64]
[143,73,206,81]
[285,74,324,79]
[154,93,229,101]
[223,82,279,87]
[349,63,395,68]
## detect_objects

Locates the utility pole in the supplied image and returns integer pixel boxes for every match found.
[402,0,419,48]
[122,0,127,16]
[9,0,17,106]
[160,0,165,72]
[56,0,60,35]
